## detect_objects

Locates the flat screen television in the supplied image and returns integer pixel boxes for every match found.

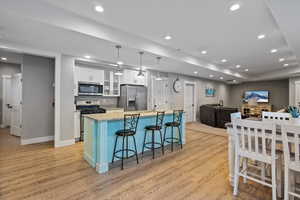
[244,90,269,103]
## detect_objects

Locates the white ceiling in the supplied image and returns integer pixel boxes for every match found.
[0,0,299,83]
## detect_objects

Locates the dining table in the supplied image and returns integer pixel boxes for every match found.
[226,117,300,198]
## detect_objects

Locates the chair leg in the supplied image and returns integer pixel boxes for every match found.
[284,165,289,200]
[291,170,295,200]
[126,135,129,159]
[112,135,119,163]
[152,130,155,159]
[261,162,266,182]
[163,126,167,145]
[276,154,283,198]
[233,155,240,196]
[121,135,125,170]
[159,129,164,155]
[271,160,277,200]
[142,130,147,155]
[177,126,183,149]
[171,126,174,152]
[242,158,247,184]
[132,136,139,164]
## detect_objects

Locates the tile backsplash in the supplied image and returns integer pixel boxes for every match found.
[75,96,119,107]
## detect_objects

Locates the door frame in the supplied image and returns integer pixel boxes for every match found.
[184,81,197,122]
[0,42,64,147]
[295,81,300,107]
[1,75,12,128]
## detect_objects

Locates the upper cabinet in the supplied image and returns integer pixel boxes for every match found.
[74,66,145,96]
[120,69,146,86]
[75,66,104,84]
[74,65,104,96]
[103,70,120,96]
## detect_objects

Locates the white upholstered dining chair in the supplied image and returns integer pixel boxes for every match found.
[232,119,278,199]
[262,112,292,121]
[282,124,300,200]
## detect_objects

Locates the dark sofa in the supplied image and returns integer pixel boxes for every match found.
[200,104,238,128]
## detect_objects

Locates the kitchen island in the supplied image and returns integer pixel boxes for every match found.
[83,110,186,173]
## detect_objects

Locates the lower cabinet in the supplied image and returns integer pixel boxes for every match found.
[74,110,81,140]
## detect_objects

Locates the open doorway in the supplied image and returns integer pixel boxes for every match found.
[0,49,55,147]
[0,61,22,146]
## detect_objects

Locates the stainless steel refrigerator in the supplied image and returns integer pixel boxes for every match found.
[119,84,147,111]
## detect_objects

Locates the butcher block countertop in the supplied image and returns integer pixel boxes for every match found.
[84,110,175,121]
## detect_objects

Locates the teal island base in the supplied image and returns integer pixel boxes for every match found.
[83,111,186,173]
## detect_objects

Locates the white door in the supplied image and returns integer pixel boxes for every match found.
[295,81,300,107]
[184,83,196,122]
[10,73,22,136]
[152,78,169,110]
[1,75,12,127]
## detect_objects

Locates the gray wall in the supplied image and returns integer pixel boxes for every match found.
[0,62,21,124]
[229,79,289,111]
[22,55,55,140]
[60,55,75,141]
[148,71,231,120]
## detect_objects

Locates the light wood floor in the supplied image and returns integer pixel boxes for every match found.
[0,124,273,200]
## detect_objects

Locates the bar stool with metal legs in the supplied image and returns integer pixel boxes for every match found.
[142,111,165,159]
[163,110,184,151]
[112,113,140,170]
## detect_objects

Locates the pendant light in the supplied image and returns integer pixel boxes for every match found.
[137,51,145,77]
[156,57,162,81]
[114,45,123,76]
[115,45,123,65]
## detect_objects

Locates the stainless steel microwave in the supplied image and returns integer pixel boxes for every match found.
[78,82,103,96]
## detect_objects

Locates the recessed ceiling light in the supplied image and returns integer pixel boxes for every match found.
[221,59,227,63]
[1,57,7,61]
[270,49,278,53]
[230,3,240,12]
[279,58,285,62]
[244,68,249,72]
[209,74,214,78]
[94,5,104,13]
[194,71,198,74]
[257,34,265,40]
[164,35,172,40]
[284,63,289,67]
[84,55,91,59]
[236,65,241,68]
[201,50,207,55]
[233,80,237,83]
[220,77,224,80]
[117,61,124,65]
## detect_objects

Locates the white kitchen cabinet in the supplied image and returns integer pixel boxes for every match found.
[74,66,104,96]
[103,70,120,96]
[74,110,81,140]
[120,69,146,86]
[77,67,104,83]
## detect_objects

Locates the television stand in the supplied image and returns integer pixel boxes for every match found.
[241,103,272,118]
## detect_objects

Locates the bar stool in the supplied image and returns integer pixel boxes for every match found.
[142,111,165,159]
[112,113,140,170]
[163,110,184,151]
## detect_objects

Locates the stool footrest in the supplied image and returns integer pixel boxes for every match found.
[113,149,137,159]
[144,142,163,150]
[164,137,181,143]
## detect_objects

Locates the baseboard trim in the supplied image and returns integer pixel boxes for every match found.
[21,136,54,145]
[84,152,96,168]
[0,124,8,128]
[55,139,75,148]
